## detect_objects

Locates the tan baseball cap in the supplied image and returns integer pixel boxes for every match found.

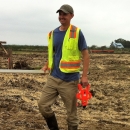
[56,4,74,14]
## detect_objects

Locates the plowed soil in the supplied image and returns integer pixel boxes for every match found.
[0,53,130,130]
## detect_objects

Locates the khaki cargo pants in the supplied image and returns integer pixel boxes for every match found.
[38,75,79,126]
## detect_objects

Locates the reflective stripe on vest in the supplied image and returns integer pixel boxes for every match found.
[60,60,80,69]
[49,31,52,39]
[69,25,77,38]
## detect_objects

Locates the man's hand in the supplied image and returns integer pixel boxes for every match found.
[41,62,48,73]
[41,65,48,73]
[80,76,89,87]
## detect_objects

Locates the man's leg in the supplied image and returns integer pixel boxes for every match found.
[58,80,79,129]
[38,75,60,130]
[68,125,78,130]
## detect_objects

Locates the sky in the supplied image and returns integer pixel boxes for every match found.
[0,0,130,47]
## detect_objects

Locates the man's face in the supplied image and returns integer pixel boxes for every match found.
[58,11,74,25]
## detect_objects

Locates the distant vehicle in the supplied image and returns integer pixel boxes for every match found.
[110,42,124,49]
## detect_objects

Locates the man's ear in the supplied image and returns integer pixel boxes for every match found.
[71,14,74,19]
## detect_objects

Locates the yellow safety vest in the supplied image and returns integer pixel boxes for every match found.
[48,25,81,73]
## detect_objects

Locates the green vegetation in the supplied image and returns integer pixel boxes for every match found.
[2,38,130,54]
[88,38,130,54]
[88,45,130,52]
[3,45,48,52]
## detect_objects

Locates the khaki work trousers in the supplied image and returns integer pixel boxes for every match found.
[38,75,79,126]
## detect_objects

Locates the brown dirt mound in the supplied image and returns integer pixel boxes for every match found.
[0,53,130,130]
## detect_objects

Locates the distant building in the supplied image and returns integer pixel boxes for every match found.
[110,42,124,49]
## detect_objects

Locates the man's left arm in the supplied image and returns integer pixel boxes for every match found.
[81,49,90,86]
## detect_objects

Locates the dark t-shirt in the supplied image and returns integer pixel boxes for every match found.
[51,26,88,82]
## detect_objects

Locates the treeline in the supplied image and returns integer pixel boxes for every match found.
[4,44,110,51]
[3,38,130,52]
[115,38,130,48]
[3,45,48,51]
[88,38,130,49]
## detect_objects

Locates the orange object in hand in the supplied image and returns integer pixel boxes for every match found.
[76,83,92,108]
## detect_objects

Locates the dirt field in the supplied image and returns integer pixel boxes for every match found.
[0,53,130,130]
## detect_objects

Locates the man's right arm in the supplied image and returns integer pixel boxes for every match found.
[41,61,48,72]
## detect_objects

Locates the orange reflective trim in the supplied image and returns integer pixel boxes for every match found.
[69,25,73,38]
[49,31,52,39]
[60,60,80,69]
[69,25,77,38]
[72,25,77,38]
[61,60,80,64]
[60,66,80,69]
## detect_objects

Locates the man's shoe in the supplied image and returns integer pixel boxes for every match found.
[68,125,78,130]
[44,115,59,130]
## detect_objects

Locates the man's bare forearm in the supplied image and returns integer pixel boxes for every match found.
[81,49,90,77]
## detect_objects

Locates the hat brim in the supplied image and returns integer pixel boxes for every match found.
[56,9,69,13]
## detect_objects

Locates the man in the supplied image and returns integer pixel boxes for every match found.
[38,4,89,130]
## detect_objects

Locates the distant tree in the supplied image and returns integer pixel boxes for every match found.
[110,41,115,48]
[115,38,130,48]
[90,45,98,49]
[100,46,107,50]
[110,41,114,45]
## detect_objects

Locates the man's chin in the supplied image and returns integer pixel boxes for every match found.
[60,20,66,23]
[60,22,65,25]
